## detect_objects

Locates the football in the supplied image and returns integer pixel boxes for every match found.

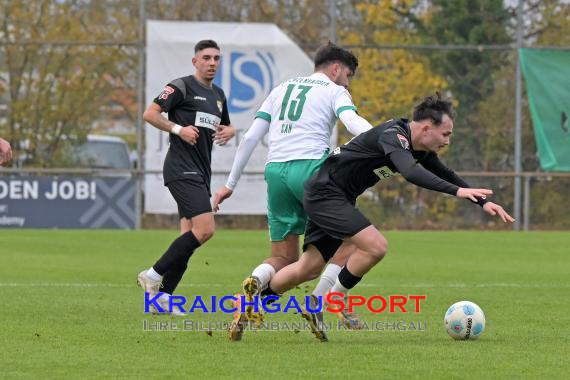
[444,301,486,340]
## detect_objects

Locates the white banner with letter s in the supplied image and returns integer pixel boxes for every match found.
[145,21,313,214]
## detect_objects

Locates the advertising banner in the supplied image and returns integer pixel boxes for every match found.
[0,177,135,228]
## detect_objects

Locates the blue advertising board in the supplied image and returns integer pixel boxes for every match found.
[0,176,135,229]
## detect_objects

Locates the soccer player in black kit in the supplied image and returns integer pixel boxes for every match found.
[137,40,236,313]
[268,93,514,341]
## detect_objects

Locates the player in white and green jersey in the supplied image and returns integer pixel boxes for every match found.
[255,74,356,165]
[213,43,374,339]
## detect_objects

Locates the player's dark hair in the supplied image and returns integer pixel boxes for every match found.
[194,39,220,54]
[314,42,358,74]
[412,92,455,125]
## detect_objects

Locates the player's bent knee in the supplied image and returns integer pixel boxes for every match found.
[305,268,321,282]
[300,257,324,282]
[193,227,215,243]
[298,262,321,282]
[281,255,297,267]
[202,228,215,242]
[370,236,388,260]
[268,254,297,269]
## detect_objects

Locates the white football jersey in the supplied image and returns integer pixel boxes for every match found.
[255,72,356,163]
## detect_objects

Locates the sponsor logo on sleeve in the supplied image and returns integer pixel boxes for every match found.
[159,86,175,100]
[397,133,410,150]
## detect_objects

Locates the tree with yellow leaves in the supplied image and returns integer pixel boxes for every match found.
[0,0,138,167]
[340,1,448,141]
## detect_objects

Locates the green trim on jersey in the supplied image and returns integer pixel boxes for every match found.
[255,111,271,122]
[335,105,357,118]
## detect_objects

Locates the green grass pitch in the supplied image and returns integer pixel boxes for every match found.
[1,230,569,379]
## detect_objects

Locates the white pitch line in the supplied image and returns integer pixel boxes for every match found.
[0,283,568,288]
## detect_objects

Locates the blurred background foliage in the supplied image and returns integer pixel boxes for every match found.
[1,0,569,229]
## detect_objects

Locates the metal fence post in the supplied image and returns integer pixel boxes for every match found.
[514,0,524,231]
[135,0,146,230]
[523,174,530,231]
[329,0,337,44]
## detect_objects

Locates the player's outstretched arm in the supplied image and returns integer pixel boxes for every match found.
[482,202,515,223]
[212,117,270,212]
[455,188,493,203]
[390,150,459,196]
[213,186,232,212]
[420,153,490,207]
[456,188,513,222]
[338,109,373,136]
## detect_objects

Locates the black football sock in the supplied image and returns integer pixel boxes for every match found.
[261,283,281,305]
[160,263,188,294]
[337,266,362,290]
[153,231,201,275]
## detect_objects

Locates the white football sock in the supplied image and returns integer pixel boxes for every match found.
[330,277,350,296]
[251,263,276,289]
[312,264,342,297]
[146,267,162,282]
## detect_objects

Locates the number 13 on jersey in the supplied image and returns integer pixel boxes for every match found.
[279,84,313,123]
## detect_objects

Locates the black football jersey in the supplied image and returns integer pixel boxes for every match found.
[309,118,474,201]
[153,75,230,192]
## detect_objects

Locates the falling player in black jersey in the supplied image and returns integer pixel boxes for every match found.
[267,93,514,341]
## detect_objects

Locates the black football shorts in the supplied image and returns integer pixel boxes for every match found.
[302,185,371,261]
[167,179,212,219]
